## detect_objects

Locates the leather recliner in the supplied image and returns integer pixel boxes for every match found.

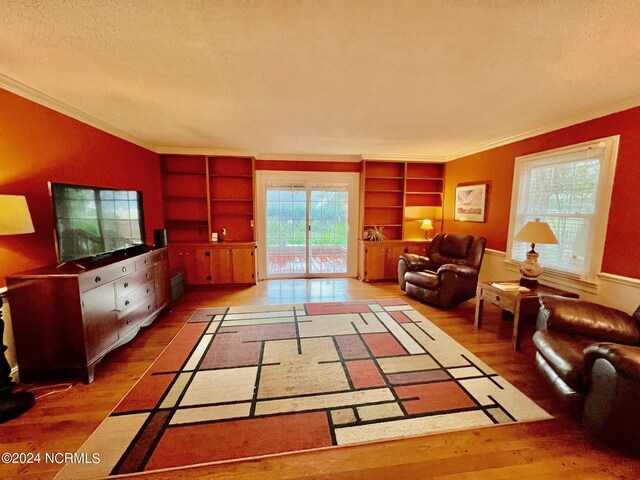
[534,295,640,454]
[398,233,486,308]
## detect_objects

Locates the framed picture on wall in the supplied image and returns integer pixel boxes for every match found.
[454,183,487,222]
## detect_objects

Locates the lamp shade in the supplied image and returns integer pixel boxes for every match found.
[0,195,35,236]
[420,219,434,230]
[514,218,558,245]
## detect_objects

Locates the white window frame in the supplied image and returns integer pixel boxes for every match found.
[506,135,619,293]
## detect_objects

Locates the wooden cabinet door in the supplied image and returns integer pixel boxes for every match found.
[169,246,197,285]
[212,248,233,284]
[364,245,386,281]
[194,248,213,284]
[385,245,406,279]
[232,247,255,284]
[405,243,428,256]
[81,283,118,362]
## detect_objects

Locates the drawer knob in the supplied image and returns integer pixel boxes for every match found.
[124,282,129,288]
[126,319,131,325]
[122,267,127,273]
[145,273,150,279]
[146,288,150,293]
[125,300,130,306]
[94,276,101,283]
[147,304,152,310]
[145,259,149,264]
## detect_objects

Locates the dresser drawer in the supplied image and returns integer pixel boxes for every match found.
[118,291,156,335]
[79,260,137,292]
[114,267,154,298]
[116,281,155,317]
[135,254,153,271]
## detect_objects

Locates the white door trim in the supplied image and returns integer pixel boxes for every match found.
[256,170,360,280]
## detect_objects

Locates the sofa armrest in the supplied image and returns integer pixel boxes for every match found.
[398,253,434,271]
[583,342,640,454]
[584,343,640,383]
[537,295,640,344]
[436,263,477,278]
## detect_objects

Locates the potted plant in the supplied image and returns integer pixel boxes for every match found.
[365,226,386,242]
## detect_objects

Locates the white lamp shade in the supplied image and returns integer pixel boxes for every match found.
[420,219,434,230]
[514,219,558,245]
[0,195,35,235]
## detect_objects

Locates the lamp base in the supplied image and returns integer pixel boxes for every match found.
[0,390,35,423]
[519,277,539,289]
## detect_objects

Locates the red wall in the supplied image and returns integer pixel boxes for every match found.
[443,106,640,279]
[0,89,163,287]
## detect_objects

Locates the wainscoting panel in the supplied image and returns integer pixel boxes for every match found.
[480,249,640,313]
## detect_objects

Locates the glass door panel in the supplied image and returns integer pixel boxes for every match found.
[266,182,307,276]
[309,184,349,274]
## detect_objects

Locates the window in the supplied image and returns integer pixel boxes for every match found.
[507,136,619,285]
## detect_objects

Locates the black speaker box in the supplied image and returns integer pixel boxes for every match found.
[154,229,167,247]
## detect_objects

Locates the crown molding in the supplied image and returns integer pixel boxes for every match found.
[446,94,640,162]
[4,73,640,164]
[361,153,448,163]
[156,149,363,162]
[0,74,156,152]
[256,153,361,162]
[155,146,256,157]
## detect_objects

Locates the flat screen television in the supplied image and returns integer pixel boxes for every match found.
[51,182,146,262]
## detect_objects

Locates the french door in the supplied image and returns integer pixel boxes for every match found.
[256,171,359,279]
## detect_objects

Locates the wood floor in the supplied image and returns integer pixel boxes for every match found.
[1,279,638,479]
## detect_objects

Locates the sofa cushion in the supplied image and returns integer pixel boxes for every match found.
[405,270,439,290]
[533,330,593,390]
[439,234,472,258]
[534,351,583,414]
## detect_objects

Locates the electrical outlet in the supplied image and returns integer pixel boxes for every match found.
[222,228,226,236]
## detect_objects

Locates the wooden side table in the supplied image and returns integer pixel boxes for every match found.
[474,281,579,350]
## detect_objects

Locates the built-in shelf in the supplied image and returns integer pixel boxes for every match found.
[161,155,256,243]
[209,174,253,178]
[366,189,404,193]
[366,176,404,180]
[361,160,444,240]
[165,195,208,199]
[365,205,404,208]
[166,219,208,224]
[211,198,254,202]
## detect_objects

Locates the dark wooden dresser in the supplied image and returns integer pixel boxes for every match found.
[6,247,170,383]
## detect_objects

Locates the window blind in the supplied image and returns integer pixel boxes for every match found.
[511,146,605,276]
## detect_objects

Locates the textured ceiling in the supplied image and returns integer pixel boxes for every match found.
[1,1,640,160]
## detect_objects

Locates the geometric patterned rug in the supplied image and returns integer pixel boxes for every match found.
[56,299,551,479]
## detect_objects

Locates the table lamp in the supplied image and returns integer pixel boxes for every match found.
[420,219,434,240]
[0,195,36,423]
[513,218,559,287]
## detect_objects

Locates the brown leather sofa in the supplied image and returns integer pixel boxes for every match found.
[398,233,486,308]
[534,295,640,454]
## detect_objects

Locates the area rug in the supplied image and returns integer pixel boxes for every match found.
[56,299,551,479]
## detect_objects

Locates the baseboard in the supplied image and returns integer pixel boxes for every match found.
[480,249,640,313]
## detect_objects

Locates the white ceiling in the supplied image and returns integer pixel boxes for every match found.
[2,1,640,161]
